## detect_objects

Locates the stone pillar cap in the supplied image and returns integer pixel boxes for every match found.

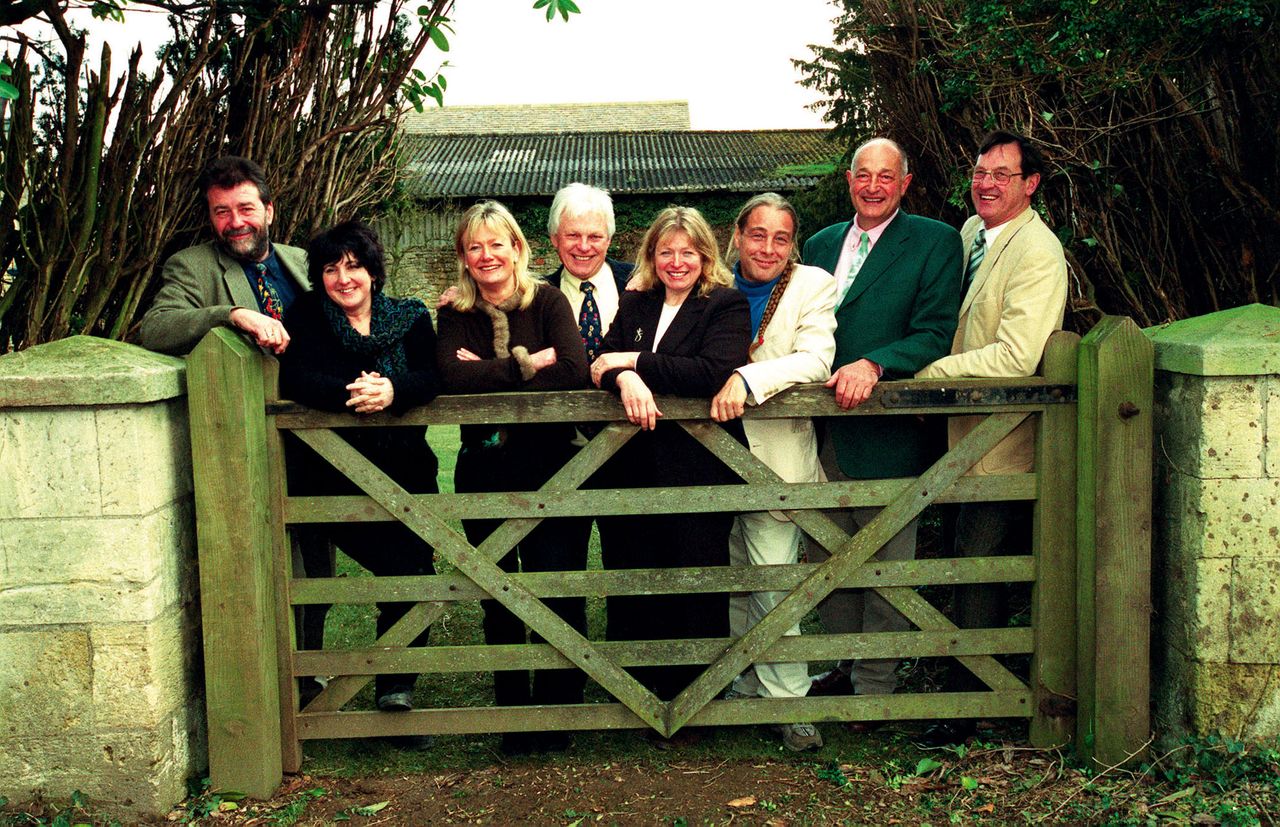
[0,335,186,407]
[1145,303,1280,376]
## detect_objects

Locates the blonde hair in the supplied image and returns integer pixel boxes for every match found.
[452,200,539,311]
[724,192,800,274]
[630,206,732,299]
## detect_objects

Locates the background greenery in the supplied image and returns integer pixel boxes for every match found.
[792,0,1278,329]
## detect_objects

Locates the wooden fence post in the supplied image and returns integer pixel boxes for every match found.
[1030,330,1080,747]
[1076,316,1153,767]
[188,329,283,797]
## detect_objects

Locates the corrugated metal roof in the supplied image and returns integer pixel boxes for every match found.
[399,130,838,198]
[403,101,691,134]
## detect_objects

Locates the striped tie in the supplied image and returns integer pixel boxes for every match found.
[962,228,986,294]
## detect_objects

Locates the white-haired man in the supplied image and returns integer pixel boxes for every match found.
[543,182,634,364]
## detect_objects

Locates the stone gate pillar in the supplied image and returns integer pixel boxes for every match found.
[1148,304,1280,739]
[0,336,203,817]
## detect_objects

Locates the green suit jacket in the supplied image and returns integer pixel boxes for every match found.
[802,211,963,479]
[140,241,309,355]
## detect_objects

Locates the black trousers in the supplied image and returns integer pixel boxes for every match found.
[463,515,590,708]
[945,501,1032,693]
[324,521,435,698]
[599,511,732,701]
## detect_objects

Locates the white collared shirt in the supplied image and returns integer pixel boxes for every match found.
[558,261,620,334]
[833,209,899,296]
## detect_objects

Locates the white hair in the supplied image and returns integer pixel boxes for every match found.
[547,182,616,237]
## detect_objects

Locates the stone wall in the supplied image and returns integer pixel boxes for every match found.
[1149,304,1280,739]
[0,337,204,817]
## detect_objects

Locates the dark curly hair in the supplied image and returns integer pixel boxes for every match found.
[307,220,387,291]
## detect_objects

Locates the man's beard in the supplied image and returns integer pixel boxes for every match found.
[218,225,271,262]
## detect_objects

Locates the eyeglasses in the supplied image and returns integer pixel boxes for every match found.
[972,169,1026,185]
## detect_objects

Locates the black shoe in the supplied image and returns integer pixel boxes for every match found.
[919,720,976,747]
[808,669,854,697]
[376,689,414,712]
[501,732,537,756]
[535,731,572,753]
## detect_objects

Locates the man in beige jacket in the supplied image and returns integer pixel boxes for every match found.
[916,130,1068,741]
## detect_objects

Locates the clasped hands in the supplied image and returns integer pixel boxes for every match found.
[347,371,393,414]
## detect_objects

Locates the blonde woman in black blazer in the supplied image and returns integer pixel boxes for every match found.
[590,207,751,711]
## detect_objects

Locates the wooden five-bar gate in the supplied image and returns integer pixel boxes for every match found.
[187,316,1153,797]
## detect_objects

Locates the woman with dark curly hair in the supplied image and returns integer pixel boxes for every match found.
[279,220,440,722]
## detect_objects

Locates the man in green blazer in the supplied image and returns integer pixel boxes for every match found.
[801,138,963,705]
[141,156,309,355]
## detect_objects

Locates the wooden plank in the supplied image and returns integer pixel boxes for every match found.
[1076,317,1153,767]
[293,691,1032,740]
[1030,331,1080,748]
[283,473,1037,523]
[288,556,1038,603]
[186,328,282,798]
[259,356,304,771]
[667,413,1030,732]
[301,422,637,713]
[292,425,669,732]
[295,628,1035,675]
[264,409,301,772]
[271,379,1064,428]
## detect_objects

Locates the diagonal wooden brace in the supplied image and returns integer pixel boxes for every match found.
[668,412,1029,731]
[290,424,667,729]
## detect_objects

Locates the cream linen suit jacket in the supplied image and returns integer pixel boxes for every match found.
[916,206,1067,475]
[735,264,838,511]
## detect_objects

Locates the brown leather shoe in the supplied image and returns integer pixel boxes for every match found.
[808,669,854,697]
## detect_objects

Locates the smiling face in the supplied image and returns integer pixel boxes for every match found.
[972,141,1040,229]
[551,211,611,280]
[322,251,373,320]
[463,223,519,303]
[654,229,703,303]
[735,205,795,284]
[207,181,274,262]
[847,141,911,231]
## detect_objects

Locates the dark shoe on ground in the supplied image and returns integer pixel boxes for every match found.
[500,732,537,756]
[646,728,705,751]
[919,719,976,747]
[808,669,854,697]
[844,720,884,734]
[376,690,414,712]
[534,731,573,753]
[384,734,433,750]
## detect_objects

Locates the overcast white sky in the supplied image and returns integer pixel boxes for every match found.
[52,0,838,130]
[435,0,839,129]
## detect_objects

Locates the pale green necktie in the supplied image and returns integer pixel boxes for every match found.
[843,231,870,297]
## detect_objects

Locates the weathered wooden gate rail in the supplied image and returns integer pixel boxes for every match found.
[187,317,1153,797]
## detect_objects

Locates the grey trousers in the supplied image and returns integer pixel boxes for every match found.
[813,438,916,695]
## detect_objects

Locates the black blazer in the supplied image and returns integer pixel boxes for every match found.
[597,285,751,489]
